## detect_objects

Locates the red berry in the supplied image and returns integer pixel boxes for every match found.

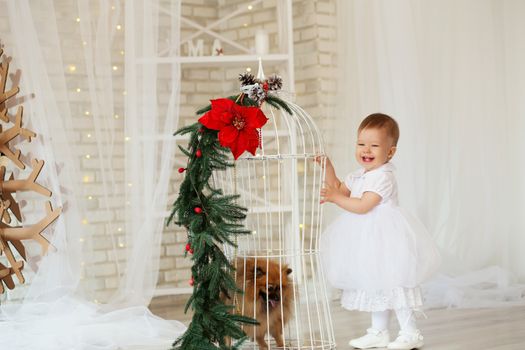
[194,207,202,214]
[198,127,205,133]
[178,167,186,173]
[189,248,194,254]
[185,243,191,252]
[196,149,202,158]
[189,277,194,286]
[263,82,269,91]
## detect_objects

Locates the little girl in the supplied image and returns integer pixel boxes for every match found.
[320,113,440,349]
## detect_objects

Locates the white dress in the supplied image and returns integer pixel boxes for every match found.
[320,162,441,312]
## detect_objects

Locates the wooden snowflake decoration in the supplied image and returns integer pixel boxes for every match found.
[0,45,62,293]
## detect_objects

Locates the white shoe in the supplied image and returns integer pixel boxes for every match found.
[349,328,390,349]
[387,330,424,349]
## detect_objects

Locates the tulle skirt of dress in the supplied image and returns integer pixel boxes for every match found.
[320,204,441,311]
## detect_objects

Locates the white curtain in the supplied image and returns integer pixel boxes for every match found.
[333,0,525,307]
[0,0,184,348]
[117,0,182,307]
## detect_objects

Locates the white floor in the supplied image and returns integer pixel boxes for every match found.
[147,298,525,349]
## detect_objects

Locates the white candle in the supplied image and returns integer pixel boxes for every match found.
[255,29,269,55]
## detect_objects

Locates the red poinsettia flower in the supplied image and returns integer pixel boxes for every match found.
[198,98,268,159]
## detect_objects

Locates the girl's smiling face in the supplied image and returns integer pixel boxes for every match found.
[355,127,397,171]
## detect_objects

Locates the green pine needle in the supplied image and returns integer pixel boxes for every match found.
[265,94,293,115]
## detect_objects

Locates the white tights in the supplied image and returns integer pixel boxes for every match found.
[371,309,417,332]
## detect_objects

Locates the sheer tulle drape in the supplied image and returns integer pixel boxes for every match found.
[0,0,184,348]
[116,0,181,307]
[333,0,525,308]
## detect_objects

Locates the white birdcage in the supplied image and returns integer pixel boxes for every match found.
[218,65,335,350]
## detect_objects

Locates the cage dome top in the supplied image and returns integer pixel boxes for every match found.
[198,60,325,161]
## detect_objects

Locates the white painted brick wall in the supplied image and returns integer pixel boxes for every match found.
[0,0,339,304]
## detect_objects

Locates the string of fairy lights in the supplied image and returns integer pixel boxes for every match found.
[70,4,128,293]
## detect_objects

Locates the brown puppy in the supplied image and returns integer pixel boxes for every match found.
[235,257,293,349]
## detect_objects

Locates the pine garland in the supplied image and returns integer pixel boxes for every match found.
[168,102,257,350]
[168,89,292,349]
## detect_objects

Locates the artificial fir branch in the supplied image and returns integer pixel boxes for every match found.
[168,121,257,349]
[265,94,293,115]
[169,75,293,349]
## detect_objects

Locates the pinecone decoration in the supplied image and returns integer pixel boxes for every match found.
[239,72,257,86]
[248,83,266,104]
[267,74,283,91]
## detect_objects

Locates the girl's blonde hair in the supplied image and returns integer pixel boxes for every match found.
[358,113,400,146]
